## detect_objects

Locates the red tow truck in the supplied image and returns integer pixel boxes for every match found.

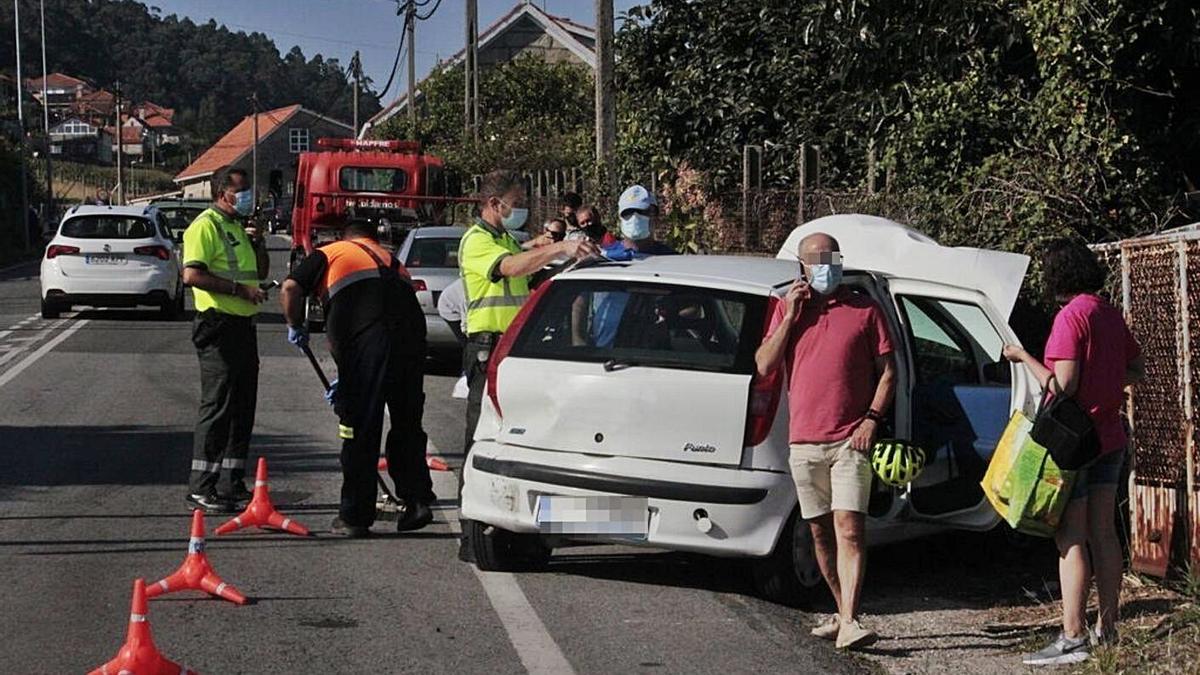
[288,137,466,330]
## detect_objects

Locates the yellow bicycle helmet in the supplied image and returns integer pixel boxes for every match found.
[870,439,927,487]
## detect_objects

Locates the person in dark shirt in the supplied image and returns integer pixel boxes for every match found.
[281,221,434,537]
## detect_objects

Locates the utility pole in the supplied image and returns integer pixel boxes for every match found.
[114,80,124,205]
[594,0,616,197]
[350,51,361,135]
[464,0,478,144]
[251,93,259,206]
[39,0,53,229]
[406,1,416,132]
[14,0,30,251]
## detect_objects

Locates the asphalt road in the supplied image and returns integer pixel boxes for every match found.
[0,236,865,675]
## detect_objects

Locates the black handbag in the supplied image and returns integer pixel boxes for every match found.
[1031,376,1100,470]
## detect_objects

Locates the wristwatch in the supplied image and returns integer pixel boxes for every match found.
[865,409,884,423]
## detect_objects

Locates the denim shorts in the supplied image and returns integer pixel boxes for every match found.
[1069,448,1126,500]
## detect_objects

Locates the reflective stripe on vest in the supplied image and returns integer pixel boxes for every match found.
[459,223,530,334]
[204,209,259,283]
[318,239,397,303]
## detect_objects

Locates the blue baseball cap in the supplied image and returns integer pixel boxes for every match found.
[618,185,656,214]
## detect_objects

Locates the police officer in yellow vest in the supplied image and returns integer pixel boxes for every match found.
[457,170,599,562]
[181,168,270,512]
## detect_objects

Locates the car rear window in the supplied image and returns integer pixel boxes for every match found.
[157,208,205,234]
[60,216,156,239]
[406,237,460,268]
[510,279,768,375]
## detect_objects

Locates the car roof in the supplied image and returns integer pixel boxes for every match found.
[411,226,469,238]
[65,204,160,219]
[562,255,796,294]
[150,199,210,208]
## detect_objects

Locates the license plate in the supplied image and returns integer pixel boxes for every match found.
[534,495,649,538]
[85,254,126,265]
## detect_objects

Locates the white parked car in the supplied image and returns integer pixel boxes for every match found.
[460,214,1038,605]
[40,204,184,320]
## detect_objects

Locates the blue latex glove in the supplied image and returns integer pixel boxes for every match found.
[287,325,309,349]
[324,378,338,406]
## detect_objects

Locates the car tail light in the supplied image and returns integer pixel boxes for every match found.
[486,282,551,417]
[411,278,428,292]
[45,244,80,259]
[134,245,171,261]
[745,295,784,447]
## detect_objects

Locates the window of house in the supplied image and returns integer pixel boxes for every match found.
[289,128,310,153]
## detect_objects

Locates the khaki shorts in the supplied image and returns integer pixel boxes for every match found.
[788,439,872,518]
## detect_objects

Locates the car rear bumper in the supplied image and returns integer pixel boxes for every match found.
[461,441,797,558]
[425,313,459,350]
[41,261,177,303]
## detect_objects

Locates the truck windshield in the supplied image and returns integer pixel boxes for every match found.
[60,216,156,239]
[509,279,767,375]
[340,167,409,193]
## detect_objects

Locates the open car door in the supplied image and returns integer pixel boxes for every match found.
[886,279,1038,529]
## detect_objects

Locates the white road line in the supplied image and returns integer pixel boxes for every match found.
[426,440,576,675]
[471,567,577,675]
[0,319,89,389]
[0,318,68,368]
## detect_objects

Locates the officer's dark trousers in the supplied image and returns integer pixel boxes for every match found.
[334,322,434,527]
[190,311,258,496]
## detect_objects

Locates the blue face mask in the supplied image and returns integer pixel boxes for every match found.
[499,200,528,230]
[620,214,651,241]
[809,263,843,295]
[234,189,254,216]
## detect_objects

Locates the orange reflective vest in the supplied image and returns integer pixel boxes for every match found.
[315,238,410,303]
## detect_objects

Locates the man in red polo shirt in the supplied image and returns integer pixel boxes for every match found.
[755,232,896,650]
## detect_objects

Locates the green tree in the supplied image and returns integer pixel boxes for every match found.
[372,55,594,178]
[615,0,1200,251]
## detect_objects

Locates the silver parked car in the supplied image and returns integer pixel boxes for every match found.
[398,225,531,356]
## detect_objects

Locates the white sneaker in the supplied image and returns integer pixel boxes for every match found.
[452,375,469,399]
[835,618,878,650]
[810,615,840,641]
[1023,632,1090,666]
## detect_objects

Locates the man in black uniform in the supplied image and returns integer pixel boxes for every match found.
[280,221,434,537]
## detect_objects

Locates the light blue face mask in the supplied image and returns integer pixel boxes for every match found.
[234,189,254,216]
[809,263,843,295]
[620,214,651,241]
[499,200,528,230]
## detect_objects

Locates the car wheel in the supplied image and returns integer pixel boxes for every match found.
[465,520,551,572]
[162,285,185,320]
[750,508,822,607]
[40,299,60,319]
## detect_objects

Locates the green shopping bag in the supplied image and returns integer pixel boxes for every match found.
[996,435,1077,538]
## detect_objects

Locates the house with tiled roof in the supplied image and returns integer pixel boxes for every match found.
[361,0,595,137]
[25,72,94,119]
[174,104,354,199]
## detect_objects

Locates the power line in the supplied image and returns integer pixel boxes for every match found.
[415,0,442,21]
[377,2,412,99]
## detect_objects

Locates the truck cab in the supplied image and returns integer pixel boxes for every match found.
[288,138,451,330]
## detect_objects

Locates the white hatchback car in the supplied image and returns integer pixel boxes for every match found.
[40,204,184,319]
[461,214,1038,604]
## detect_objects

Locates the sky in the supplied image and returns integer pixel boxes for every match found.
[146,0,642,104]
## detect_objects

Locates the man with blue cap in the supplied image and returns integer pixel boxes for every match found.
[602,184,676,260]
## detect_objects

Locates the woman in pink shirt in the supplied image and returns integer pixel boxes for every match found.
[1004,239,1144,666]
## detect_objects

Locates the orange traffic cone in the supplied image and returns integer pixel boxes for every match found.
[378,455,451,472]
[146,509,247,605]
[215,457,311,537]
[89,578,197,675]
